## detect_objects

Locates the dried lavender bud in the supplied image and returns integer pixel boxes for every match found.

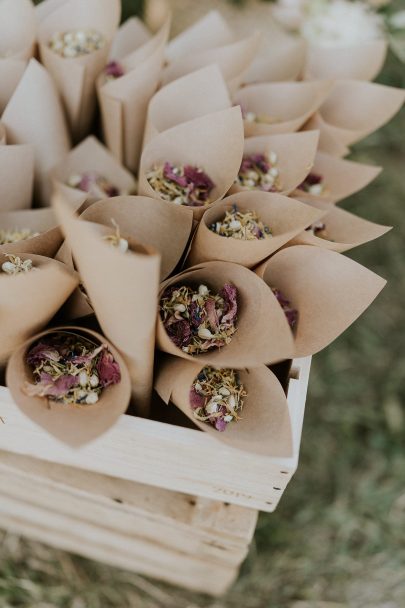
[1,254,34,276]
[297,173,326,195]
[104,60,125,80]
[48,29,105,58]
[190,367,246,432]
[272,287,298,330]
[236,152,281,192]
[23,332,121,406]
[210,204,272,240]
[0,228,39,245]
[146,162,215,207]
[160,282,238,355]
[305,221,332,241]
[67,172,121,198]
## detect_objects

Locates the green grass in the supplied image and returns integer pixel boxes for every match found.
[2,3,405,607]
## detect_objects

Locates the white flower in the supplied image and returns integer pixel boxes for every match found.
[272,0,310,31]
[301,0,385,47]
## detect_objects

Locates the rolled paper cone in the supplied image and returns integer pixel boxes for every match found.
[0,254,79,362]
[0,59,26,114]
[38,0,121,141]
[292,151,382,205]
[156,260,295,367]
[54,240,95,321]
[0,143,35,211]
[2,59,71,205]
[0,123,6,145]
[288,204,391,253]
[0,207,63,257]
[243,36,306,85]
[97,21,169,173]
[143,64,231,146]
[49,136,137,206]
[256,245,386,357]
[0,0,36,61]
[50,181,89,214]
[187,191,324,268]
[230,130,320,196]
[139,107,245,221]
[304,40,387,82]
[162,32,262,94]
[52,195,161,416]
[80,196,193,281]
[154,355,293,458]
[319,80,405,146]
[165,10,233,64]
[301,113,350,158]
[34,0,68,23]
[234,80,333,137]
[110,17,151,60]
[6,325,131,447]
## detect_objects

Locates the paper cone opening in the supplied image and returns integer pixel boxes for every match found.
[243,36,306,84]
[0,207,62,257]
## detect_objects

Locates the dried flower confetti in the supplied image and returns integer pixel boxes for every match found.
[1,254,34,276]
[48,29,105,58]
[67,172,121,198]
[305,221,332,241]
[210,204,272,240]
[104,60,125,81]
[241,107,279,125]
[236,153,281,192]
[23,332,121,406]
[190,367,246,432]
[298,173,326,195]
[272,287,298,330]
[0,228,39,245]
[160,283,238,355]
[146,163,215,207]
[102,220,129,253]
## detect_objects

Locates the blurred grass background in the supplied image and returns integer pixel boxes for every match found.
[2,1,404,607]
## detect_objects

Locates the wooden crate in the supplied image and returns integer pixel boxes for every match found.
[0,357,311,512]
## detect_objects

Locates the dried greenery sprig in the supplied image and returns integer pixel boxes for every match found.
[272,287,298,330]
[0,228,39,245]
[1,254,35,276]
[146,162,215,207]
[190,367,246,432]
[67,172,121,198]
[48,29,105,58]
[210,204,272,240]
[297,172,327,195]
[160,283,238,355]
[236,152,281,192]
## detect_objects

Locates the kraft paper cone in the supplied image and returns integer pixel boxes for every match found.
[165,10,233,64]
[0,254,78,362]
[97,21,169,173]
[234,80,333,137]
[0,143,35,211]
[304,40,387,82]
[38,0,121,141]
[53,195,161,416]
[256,245,386,357]
[54,239,94,320]
[49,136,137,206]
[0,0,36,61]
[80,196,193,281]
[0,207,62,257]
[289,204,391,253]
[188,191,324,268]
[157,261,295,367]
[139,107,244,221]
[243,36,306,85]
[292,152,382,205]
[162,32,261,94]
[2,59,71,205]
[155,356,293,457]
[319,81,405,146]
[110,17,151,60]
[230,130,320,196]
[0,123,6,146]
[35,0,68,23]
[302,113,350,158]
[143,65,231,146]
[0,59,26,114]
[6,325,131,447]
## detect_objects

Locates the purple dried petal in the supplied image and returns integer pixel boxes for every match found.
[272,288,298,330]
[166,319,192,348]
[71,345,104,365]
[220,283,238,325]
[184,166,215,191]
[214,417,227,432]
[205,298,219,332]
[97,350,121,388]
[163,162,188,187]
[105,60,125,79]
[26,343,61,366]
[298,172,323,190]
[39,372,79,398]
[189,387,205,410]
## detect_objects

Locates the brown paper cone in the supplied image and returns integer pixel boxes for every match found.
[34,0,68,23]
[188,191,324,268]
[234,80,333,137]
[165,10,233,64]
[256,245,386,357]
[2,59,71,205]
[304,40,387,82]
[288,204,391,253]
[97,21,169,173]
[155,355,293,457]
[319,80,405,145]
[49,136,137,206]
[6,325,131,447]
[0,207,63,257]
[0,0,36,61]
[162,32,261,94]
[110,17,151,60]
[230,130,320,196]
[291,151,382,205]
[54,238,95,321]
[301,113,350,158]
[139,107,244,221]
[243,35,306,84]
[38,0,121,141]
[0,253,79,362]
[0,59,27,114]
[156,260,295,367]
[0,143,35,211]
[143,64,231,146]
[0,123,6,146]
[52,194,161,416]
[80,196,193,281]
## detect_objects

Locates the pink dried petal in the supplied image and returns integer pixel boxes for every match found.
[184,166,215,191]
[163,162,188,188]
[26,343,61,365]
[205,298,219,332]
[220,283,238,325]
[71,344,104,365]
[189,387,205,410]
[97,350,121,388]
[166,319,192,348]
[26,372,79,398]
[105,60,125,78]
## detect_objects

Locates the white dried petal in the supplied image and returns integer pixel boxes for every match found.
[309,184,323,195]
[206,401,219,414]
[198,284,209,296]
[79,371,88,387]
[173,303,186,312]
[118,238,129,253]
[2,262,16,274]
[89,374,99,387]
[85,392,99,405]
[198,327,213,339]
[229,220,241,230]
[269,151,278,164]
[223,415,233,422]
[219,387,230,396]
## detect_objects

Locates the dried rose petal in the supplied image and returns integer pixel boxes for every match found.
[26,343,61,366]
[105,60,125,79]
[220,283,238,325]
[97,350,121,388]
[189,387,205,410]
[163,162,188,188]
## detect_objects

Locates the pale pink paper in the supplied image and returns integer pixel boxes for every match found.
[0,60,27,115]
[110,17,151,60]
[0,143,35,211]
[302,113,350,158]
[243,36,306,84]
[0,0,36,61]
